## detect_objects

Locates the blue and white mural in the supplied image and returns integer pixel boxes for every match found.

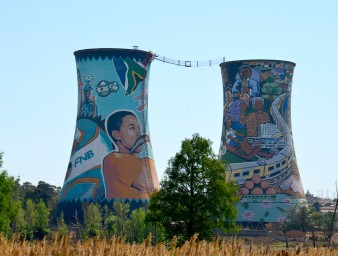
[59,49,159,207]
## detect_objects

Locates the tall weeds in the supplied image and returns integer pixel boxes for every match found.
[0,233,336,256]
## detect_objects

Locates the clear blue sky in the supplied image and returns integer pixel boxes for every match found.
[1,0,337,198]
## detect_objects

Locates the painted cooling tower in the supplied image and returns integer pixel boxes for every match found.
[219,60,305,223]
[57,48,159,218]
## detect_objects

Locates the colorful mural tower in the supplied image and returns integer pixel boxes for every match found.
[219,60,305,223]
[56,48,160,219]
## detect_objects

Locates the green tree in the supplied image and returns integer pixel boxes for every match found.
[101,204,114,238]
[24,199,37,240]
[18,181,60,213]
[34,199,50,239]
[56,211,68,236]
[285,203,312,232]
[146,133,239,241]
[129,208,148,243]
[83,203,102,238]
[113,200,130,238]
[104,212,117,239]
[35,181,61,212]
[20,182,38,203]
[11,205,27,236]
[0,153,20,235]
[312,211,338,241]
[11,177,24,202]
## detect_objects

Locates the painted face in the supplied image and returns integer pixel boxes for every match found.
[240,67,252,80]
[84,90,91,101]
[115,115,142,152]
[226,118,232,129]
[240,101,247,112]
[226,90,232,102]
[254,99,264,111]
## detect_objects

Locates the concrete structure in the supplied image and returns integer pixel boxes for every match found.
[219,60,305,223]
[56,48,159,219]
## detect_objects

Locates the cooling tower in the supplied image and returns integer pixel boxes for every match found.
[57,48,159,219]
[219,60,305,223]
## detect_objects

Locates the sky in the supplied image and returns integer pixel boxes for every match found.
[0,0,337,198]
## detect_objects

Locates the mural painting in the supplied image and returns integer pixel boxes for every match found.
[58,49,159,212]
[219,60,305,223]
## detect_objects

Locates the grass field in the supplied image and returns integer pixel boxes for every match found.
[0,233,337,256]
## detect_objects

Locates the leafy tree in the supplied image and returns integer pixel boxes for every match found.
[129,208,148,243]
[104,212,117,239]
[285,203,312,232]
[113,200,130,237]
[24,199,37,240]
[305,190,313,197]
[21,182,38,203]
[104,211,117,239]
[83,203,102,238]
[312,211,337,240]
[11,177,23,202]
[0,171,21,234]
[11,205,27,237]
[146,133,239,241]
[18,181,60,213]
[0,153,21,235]
[56,211,68,236]
[34,199,50,239]
[35,181,61,212]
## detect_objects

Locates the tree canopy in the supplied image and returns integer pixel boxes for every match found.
[285,203,313,232]
[146,133,239,241]
[0,170,20,234]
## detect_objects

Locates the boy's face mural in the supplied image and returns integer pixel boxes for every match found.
[112,115,142,153]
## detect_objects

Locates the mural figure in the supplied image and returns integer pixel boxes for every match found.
[226,89,242,123]
[239,99,248,126]
[224,87,233,114]
[81,84,97,117]
[103,110,157,200]
[232,65,260,100]
[224,116,253,156]
[245,97,270,137]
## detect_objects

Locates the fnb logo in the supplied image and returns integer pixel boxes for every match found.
[74,150,94,167]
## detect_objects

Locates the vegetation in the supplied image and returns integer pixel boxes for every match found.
[146,134,239,241]
[0,233,337,256]
[284,203,313,232]
[0,169,20,234]
[0,140,337,254]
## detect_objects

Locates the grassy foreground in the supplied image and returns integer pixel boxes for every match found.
[0,233,337,256]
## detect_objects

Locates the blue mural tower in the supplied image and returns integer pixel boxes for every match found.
[56,48,159,220]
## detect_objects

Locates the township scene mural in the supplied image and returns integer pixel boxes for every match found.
[58,49,160,207]
[219,60,305,223]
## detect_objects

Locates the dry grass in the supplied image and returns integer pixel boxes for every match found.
[0,233,337,256]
